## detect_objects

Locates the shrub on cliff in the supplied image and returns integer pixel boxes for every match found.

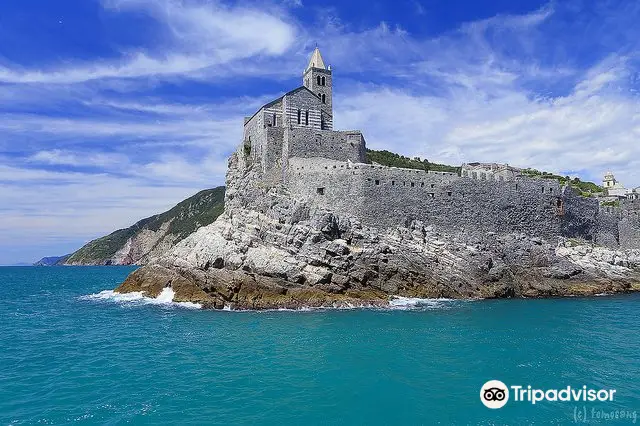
[366,149,460,174]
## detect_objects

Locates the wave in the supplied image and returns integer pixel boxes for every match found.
[224,297,464,312]
[80,287,202,309]
[81,290,463,313]
[388,296,458,310]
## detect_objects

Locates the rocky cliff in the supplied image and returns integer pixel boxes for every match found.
[115,151,640,309]
[66,187,225,266]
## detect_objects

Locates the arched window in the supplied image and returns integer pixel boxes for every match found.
[321,76,326,86]
[317,76,321,85]
[273,113,277,126]
[305,110,309,125]
[318,93,322,99]
[321,94,326,104]
[297,109,301,125]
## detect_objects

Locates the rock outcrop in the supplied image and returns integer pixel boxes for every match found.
[116,153,640,309]
[114,47,640,307]
[66,187,225,265]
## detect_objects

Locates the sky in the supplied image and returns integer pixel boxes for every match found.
[1,0,640,264]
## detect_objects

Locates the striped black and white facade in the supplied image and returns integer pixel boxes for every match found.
[241,48,365,173]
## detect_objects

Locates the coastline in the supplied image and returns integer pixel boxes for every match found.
[114,263,640,310]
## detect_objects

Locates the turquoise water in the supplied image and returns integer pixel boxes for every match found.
[1,266,639,425]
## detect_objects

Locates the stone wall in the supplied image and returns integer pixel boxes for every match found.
[560,186,599,242]
[592,201,640,249]
[285,158,587,243]
[242,111,267,170]
[618,200,640,249]
[285,129,366,163]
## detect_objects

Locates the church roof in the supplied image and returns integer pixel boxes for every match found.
[244,86,331,126]
[306,47,326,72]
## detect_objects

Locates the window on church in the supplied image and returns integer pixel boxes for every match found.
[305,110,309,125]
[297,109,301,125]
[317,76,321,85]
[322,76,326,86]
[273,113,277,126]
[322,94,326,104]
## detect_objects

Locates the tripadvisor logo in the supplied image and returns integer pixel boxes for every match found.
[481,380,509,409]
[480,380,617,409]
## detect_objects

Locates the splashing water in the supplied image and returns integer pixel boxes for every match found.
[81,287,202,309]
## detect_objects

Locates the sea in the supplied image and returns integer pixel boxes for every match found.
[1,266,639,425]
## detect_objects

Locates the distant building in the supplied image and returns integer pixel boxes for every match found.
[603,172,631,198]
[461,163,520,182]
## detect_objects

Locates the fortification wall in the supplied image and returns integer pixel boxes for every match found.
[616,200,640,248]
[592,201,640,249]
[560,187,599,242]
[265,128,284,171]
[622,199,640,212]
[242,112,267,168]
[619,217,640,249]
[241,101,286,173]
[286,158,579,242]
[596,207,621,248]
[286,129,366,163]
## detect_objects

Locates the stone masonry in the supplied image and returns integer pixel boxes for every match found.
[237,47,640,251]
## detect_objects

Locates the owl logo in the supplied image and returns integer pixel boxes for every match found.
[480,380,510,409]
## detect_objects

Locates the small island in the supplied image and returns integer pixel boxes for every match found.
[116,48,640,309]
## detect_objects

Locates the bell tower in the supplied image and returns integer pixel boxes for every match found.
[303,47,332,116]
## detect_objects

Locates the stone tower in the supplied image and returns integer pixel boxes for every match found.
[603,172,617,189]
[303,47,332,115]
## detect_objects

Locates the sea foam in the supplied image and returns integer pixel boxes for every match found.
[388,296,457,310]
[80,287,202,309]
[81,290,458,312]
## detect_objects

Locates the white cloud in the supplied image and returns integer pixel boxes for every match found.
[0,0,297,84]
[336,56,640,185]
[28,150,129,168]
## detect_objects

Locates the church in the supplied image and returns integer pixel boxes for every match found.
[241,48,367,174]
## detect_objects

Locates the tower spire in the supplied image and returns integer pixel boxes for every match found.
[305,47,326,72]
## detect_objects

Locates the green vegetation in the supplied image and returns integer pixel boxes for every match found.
[65,187,226,264]
[601,200,620,207]
[520,168,603,196]
[366,149,460,174]
[366,150,603,199]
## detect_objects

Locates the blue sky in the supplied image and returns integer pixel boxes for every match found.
[1,0,640,264]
